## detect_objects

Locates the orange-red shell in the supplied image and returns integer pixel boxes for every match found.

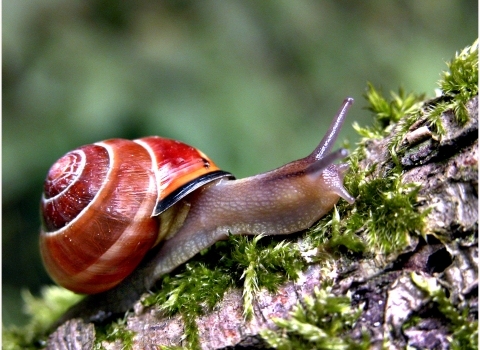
[40,137,230,294]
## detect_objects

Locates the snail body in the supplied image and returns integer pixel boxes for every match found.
[40,98,355,322]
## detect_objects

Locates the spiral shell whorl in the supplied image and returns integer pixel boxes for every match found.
[43,150,85,198]
[41,146,109,232]
[40,140,159,294]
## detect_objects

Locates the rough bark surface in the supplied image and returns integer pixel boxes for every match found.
[45,97,478,350]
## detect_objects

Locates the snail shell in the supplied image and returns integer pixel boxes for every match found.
[40,137,231,294]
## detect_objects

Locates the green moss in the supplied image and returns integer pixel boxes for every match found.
[308,171,426,258]
[323,206,366,254]
[93,317,135,350]
[411,273,478,350]
[356,39,478,153]
[333,40,478,258]
[352,82,424,144]
[364,84,426,153]
[425,101,448,135]
[229,235,305,319]
[349,172,427,254]
[143,261,234,349]
[415,38,478,136]
[2,287,83,350]
[260,285,370,349]
[435,39,478,124]
[363,82,425,133]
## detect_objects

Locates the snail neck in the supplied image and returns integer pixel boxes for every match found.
[146,163,348,285]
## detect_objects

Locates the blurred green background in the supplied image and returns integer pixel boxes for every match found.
[3,0,477,326]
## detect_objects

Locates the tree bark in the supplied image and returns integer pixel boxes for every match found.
[46,96,478,350]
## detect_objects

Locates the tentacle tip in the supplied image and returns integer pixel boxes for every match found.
[345,96,354,104]
[338,148,349,159]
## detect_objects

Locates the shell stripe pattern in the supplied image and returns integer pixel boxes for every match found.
[40,137,231,294]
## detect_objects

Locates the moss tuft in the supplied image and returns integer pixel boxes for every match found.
[306,204,366,257]
[418,38,478,133]
[365,82,425,128]
[309,171,427,258]
[229,235,305,319]
[411,273,478,350]
[143,262,234,349]
[436,39,478,124]
[347,172,427,255]
[94,317,135,350]
[260,285,370,349]
[354,83,424,141]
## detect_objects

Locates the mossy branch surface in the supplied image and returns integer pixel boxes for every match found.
[411,272,478,350]
[93,317,135,350]
[261,285,370,350]
[142,234,305,347]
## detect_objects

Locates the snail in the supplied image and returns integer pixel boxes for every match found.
[40,97,355,323]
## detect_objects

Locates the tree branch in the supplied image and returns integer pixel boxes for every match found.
[45,96,477,350]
